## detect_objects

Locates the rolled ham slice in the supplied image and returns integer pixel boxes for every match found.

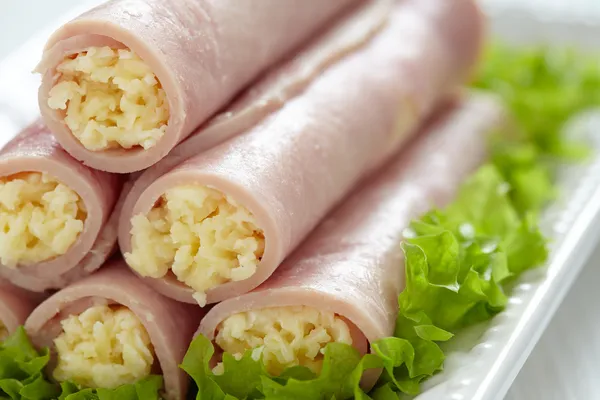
[115,0,391,188]
[0,121,123,291]
[25,260,203,400]
[118,0,486,306]
[0,280,45,339]
[198,92,508,389]
[36,0,364,173]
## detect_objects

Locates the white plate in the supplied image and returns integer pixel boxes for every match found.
[416,112,600,400]
[506,244,600,400]
[412,4,600,400]
[0,2,599,400]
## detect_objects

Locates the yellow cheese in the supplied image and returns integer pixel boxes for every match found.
[53,305,154,389]
[215,306,353,376]
[125,185,265,306]
[0,172,86,267]
[47,46,169,151]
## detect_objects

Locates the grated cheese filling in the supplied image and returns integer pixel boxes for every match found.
[125,185,265,307]
[47,46,169,151]
[53,305,154,389]
[214,306,353,376]
[0,172,87,267]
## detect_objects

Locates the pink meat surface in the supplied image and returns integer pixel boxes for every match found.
[25,259,203,400]
[198,92,508,388]
[119,0,486,305]
[0,121,123,291]
[0,279,46,334]
[117,0,391,263]
[36,0,364,173]
[116,0,390,200]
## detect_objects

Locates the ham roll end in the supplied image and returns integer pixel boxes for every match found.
[197,92,508,388]
[123,184,266,308]
[212,306,369,377]
[44,46,170,154]
[118,0,486,308]
[0,122,122,291]
[24,260,204,400]
[35,0,363,173]
[0,280,45,339]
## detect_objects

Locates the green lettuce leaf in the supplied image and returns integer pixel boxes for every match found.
[0,327,56,400]
[181,334,394,400]
[474,43,600,214]
[474,43,600,158]
[377,165,548,397]
[57,376,163,400]
[0,327,163,400]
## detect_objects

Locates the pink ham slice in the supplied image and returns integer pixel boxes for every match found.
[0,121,123,291]
[24,260,204,400]
[115,0,391,194]
[36,0,365,173]
[118,0,486,305]
[116,0,392,266]
[198,92,508,389]
[0,280,46,335]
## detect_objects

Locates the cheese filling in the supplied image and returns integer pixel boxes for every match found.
[0,172,87,267]
[47,46,169,151]
[125,185,265,306]
[214,306,353,376]
[53,305,154,389]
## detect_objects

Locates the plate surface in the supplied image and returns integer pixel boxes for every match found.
[415,112,600,400]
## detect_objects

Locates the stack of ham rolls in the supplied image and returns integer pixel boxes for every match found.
[0,0,509,398]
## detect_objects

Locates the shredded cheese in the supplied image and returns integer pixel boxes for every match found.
[125,185,265,306]
[0,172,86,267]
[47,46,169,151]
[215,306,353,376]
[53,305,154,389]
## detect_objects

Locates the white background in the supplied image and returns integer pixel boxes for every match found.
[0,1,598,399]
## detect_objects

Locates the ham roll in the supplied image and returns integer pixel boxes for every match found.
[25,260,203,400]
[35,0,363,173]
[118,0,485,306]
[0,121,123,291]
[0,280,45,339]
[197,92,508,388]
